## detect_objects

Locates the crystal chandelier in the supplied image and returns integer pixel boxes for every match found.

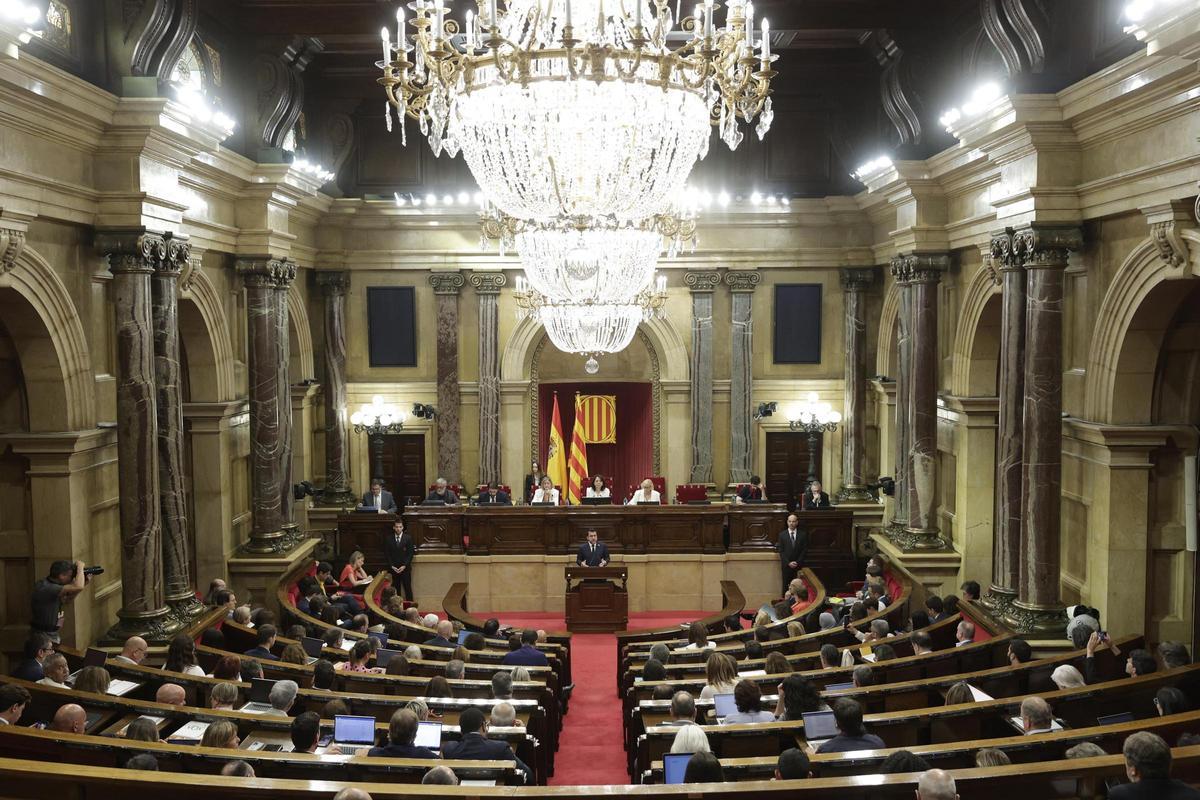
[378,0,778,223]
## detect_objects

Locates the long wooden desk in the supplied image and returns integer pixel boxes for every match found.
[338,506,855,564]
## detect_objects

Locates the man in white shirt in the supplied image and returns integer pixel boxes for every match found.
[1019,696,1055,735]
[113,636,148,665]
[954,620,975,647]
[627,479,661,504]
[38,653,71,688]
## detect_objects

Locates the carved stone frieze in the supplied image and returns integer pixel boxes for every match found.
[315,270,351,295]
[1013,225,1083,268]
[0,227,24,274]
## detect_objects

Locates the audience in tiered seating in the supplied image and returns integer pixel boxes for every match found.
[1113,732,1200,799]
[502,629,550,666]
[38,653,70,688]
[443,706,532,783]
[11,633,52,682]
[48,703,85,733]
[244,625,278,660]
[154,683,186,705]
[113,636,148,666]
[815,698,885,753]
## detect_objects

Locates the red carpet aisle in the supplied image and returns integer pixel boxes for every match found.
[490,611,704,786]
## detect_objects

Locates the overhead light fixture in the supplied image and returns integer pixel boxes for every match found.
[852,155,893,182]
[169,84,237,139]
[939,81,1004,134]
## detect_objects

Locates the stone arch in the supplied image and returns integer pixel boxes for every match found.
[1083,230,1200,424]
[950,264,1003,397]
[0,247,95,432]
[179,268,236,402]
[500,314,688,383]
[286,284,315,381]
[875,278,900,378]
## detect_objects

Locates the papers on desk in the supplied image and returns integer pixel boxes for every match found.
[239,702,275,715]
[461,780,497,787]
[106,679,140,697]
[860,652,876,663]
[738,670,767,677]
[968,685,993,703]
[338,640,354,652]
[167,720,211,742]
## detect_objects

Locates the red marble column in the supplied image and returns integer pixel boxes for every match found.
[1005,225,1082,635]
[986,229,1024,612]
[838,268,876,502]
[430,272,465,485]
[888,257,912,533]
[95,230,180,641]
[316,271,355,505]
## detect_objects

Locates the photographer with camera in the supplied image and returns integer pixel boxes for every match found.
[31,560,98,643]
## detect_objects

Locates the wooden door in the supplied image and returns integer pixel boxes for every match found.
[764,431,821,510]
[380,433,426,507]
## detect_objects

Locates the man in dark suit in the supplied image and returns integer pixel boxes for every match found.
[1109,731,1200,799]
[385,519,415,602]
[576,530,609,567]
[443,707,532,784]
[776,513,807,594]
[361,479,397,513]
[368,708,439,759]
[802,479,831,509]
[9,633,51,682]
[243,624,279,661]
[736,475,767,503]
[423,620,456,649]
[501,629,549,667]
[475,482,511,506]
[424,478,459,505]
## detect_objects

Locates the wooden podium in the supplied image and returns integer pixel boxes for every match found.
[564,566,628,633]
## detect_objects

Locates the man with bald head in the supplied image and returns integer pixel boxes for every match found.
[424,620,456,648]
[50,703,86,734]
[155,683,186,706]
[113,636,148,666]
[422,766,459,785]
[916,769,958,800]
[332,790,372,800]
[489,701,524,729]
[1019,696,1055,735]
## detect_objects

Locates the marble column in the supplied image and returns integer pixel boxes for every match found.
[986,229,1024,613]
[150,234,203,620]
[838,268,876,502]
[471,272,506,486]
[275,273,296,536]
[903,254,949,548]
[237,257,296,553]
[725,270,760,485]
[1005,225,1081,635]
[316,271,355,505]
[686,271,721,485]
[430,272,465,485]
[888,257,913,534]
[95,231,180,641]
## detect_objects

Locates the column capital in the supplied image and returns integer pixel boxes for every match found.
[1013,225,1082,269]
[236,256,297,288]
[430,271,465,295]
[839,267,876,291]
[469,272,507,294]
[315,270,351,295]
[96,229,187,275]
[153,233,191,278]
[890,252,949,284]
[989,228,1025,276]
[1140,199,1195,269]
[684,271,723,293]
[724,270,760,293]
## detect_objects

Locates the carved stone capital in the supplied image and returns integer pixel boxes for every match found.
[1141,200,1194,269]
[469,272,507,294]
[237,256,296,289]
[839,267,876,292]
[0,227,25,275]
[316,270,351,295]
[1013,225,1083,269]
[429,271,465,295]
[989,227,1025,274]
[724,270,760,293]
[685,271,723,293]
[96,230,171,275]
[891,253,949,284]
[152,233,191,278]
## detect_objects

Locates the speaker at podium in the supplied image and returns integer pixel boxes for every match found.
[564,565,628,633]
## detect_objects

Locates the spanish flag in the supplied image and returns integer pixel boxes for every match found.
[546,393,568,503]
[567,393,589,505]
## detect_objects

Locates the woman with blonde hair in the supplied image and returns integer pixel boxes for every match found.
[339,550,371,589]
[210,682,239,710]
[1050,664,1085,690]
[943,682,974,705]
[700,652,738,699]
[786,621,805,638]
[200,720,240,749]
[511,666,531,682]
[764,650,791,676]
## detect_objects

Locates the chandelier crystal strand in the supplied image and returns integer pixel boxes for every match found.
[379,0,779,220]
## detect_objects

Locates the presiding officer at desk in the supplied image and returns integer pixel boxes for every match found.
[802,479,832,509]
[735,475,768,503]
[361,478,398,513]
[475,482,511,505]
[531,475,560,505]
[577,530,610,567]
[626,478,661,505]
[424,477,459,505]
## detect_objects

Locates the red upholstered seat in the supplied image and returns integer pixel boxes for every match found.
[675,484,708,503]
[428,483,463,496]
[475,484,512,495]
[626,477,667,504]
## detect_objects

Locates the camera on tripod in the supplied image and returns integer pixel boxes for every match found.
[866,476,896,497]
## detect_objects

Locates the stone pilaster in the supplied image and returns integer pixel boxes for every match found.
[1004,225,1082,636]
[237,257,298,554]
[838,268,876,501]
[985,229,1024,614]
[430,272,465,485]
[471,272,506,486]
[888,257,913,535]
[905,254,949,548]
[685,271,721,485]
[725,270,760,485]
[275,269,296,537]
[149,234,203,620]
[315,271,355,506]
[95,230,181,641]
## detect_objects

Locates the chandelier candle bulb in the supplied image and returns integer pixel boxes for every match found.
[762,18,770,58]
[397,6,404,46]
[745,2,753,46]
[704,0,713,38]
[381,26,391,65]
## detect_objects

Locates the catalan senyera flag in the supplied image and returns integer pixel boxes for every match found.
[546,393,568,501]
[576,394,617,444]
[567,393,589,505]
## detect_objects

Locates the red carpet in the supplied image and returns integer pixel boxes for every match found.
[487,610,704,786]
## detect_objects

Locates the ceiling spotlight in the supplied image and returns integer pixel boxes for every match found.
[718,190,732,208]
[766,195,778,205]
[442,194,454,205]
[750,191,763,205]
[411,195,422,206]
[457,191,470,205]
[781,196,791,206]
[394,192,406,207]
[424,193,437,206]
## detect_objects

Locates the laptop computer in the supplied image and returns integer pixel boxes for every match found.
[240,678,277,714]
[332,714,377,756]
[713,693,738,720]
[686,499,711,505]
[69,647,108,680]
[368,631,389,649]
[663,752,692,785]
[636,501,659,505]
[457,629,471,646]
[375,647,402,669]
[300,636,324,663]
[414,720,442,750]
[825,681,855,692]
[802,710,838,746]
[1097,711,1134,726]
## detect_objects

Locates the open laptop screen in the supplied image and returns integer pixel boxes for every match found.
[333,715,377,745]
[825,681,855,692]
[713,693,737,718]
[802,710,838,740]
[1097,711,1134,726]
[249,678,276,704]
[414,721,442,749]
[83,648,107,668]
[457,629,471,645]
[300,637,324,658]
[367,631,388,649]
[375,647,401,668]
[663,752,691,785]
